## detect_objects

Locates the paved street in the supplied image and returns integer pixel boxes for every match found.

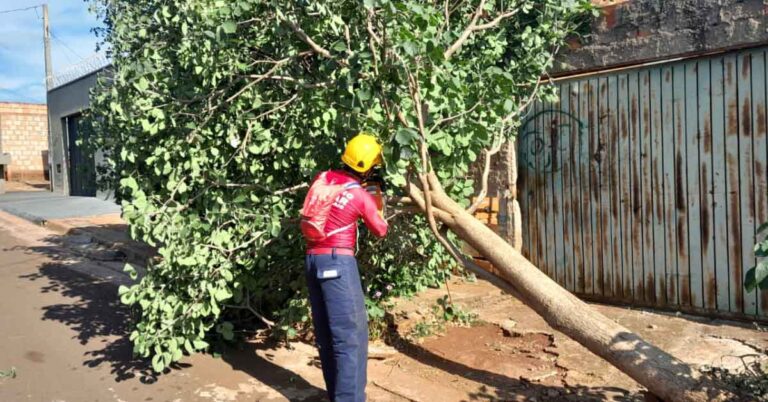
[0,191,120,223]
[0,211,331,402]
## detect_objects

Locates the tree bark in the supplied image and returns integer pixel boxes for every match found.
[408,173,738,402]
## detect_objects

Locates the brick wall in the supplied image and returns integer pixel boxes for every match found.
[0,102,49,182]
[554,0,768,75]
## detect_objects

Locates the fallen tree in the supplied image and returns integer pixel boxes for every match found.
[88,0,737,400]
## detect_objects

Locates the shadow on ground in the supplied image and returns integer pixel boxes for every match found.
[11,235,325,401]
[383,325,640,401]
[7,227,747,401]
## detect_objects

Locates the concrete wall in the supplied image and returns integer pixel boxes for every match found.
[47,69,106,197]
[555,0,768,75]
[0,102,49,182]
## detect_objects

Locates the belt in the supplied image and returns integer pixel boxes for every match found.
[306,247,355,256]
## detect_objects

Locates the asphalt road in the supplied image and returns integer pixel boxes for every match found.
[0,212,328,402]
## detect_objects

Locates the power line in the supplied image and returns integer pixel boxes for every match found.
[0,5,43,15]
[50,30,85,60]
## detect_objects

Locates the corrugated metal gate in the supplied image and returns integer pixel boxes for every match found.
[517,46,768,319]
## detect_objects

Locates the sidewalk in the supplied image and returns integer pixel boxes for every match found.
[0,190,154,265]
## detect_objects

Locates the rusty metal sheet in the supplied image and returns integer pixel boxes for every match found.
[558,84,577,292]
[540,99,555,280]
[724,53,744,313]
[608,75,624,299]
[628,70,645,302]
[661,66,679,306]
[738,52,757,315]
[750,49,768,317]
[650,68,667,305]
[598,77,612,297]
[640,69,656,304]
[685,61,704,309]
[516,46,768,320]
[545,98,566,286]
[711,56,731,312]
[618,73,635,300]
[673,63,692,307]
[580,80,595,294]
[532,99,551,275]
[569,82,586,294]
[581,79,600,294]
[697,58,717,311]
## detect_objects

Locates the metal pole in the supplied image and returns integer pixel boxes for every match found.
[43,4,56,192]
[43,4,52,90]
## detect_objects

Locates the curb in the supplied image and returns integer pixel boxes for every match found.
[42,219,156,266]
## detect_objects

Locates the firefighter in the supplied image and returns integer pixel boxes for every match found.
[301,133,388,402]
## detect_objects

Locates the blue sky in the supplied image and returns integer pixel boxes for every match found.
[0,0,104,103]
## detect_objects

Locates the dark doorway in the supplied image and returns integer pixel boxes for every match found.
[65,114,96,197]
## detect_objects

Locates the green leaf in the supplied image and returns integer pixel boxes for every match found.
[151,353,165,373]
[395,128,419,146]
[193,339,209,350]
[222,21,237,34]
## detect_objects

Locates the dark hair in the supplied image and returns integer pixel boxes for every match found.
[342,164,366,180]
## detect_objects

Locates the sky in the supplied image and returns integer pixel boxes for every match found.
[0,0,104,104]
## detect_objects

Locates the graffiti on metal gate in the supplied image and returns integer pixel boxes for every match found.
[517,109,586,173]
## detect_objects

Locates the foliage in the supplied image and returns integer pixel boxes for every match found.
[87,0,593,371]
[700,360,768,401]
[746,223,768,292]
[434,295,478,326]
[407,296,477,340]
[0,367,16,379]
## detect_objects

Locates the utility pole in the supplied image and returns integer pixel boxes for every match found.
[43,4,52,90]
[43,4,56,192]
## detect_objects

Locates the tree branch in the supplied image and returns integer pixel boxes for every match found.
[444,1,519,60]
[224,290,275,328]
[285,20,338,63]
[244,74,331,89]
[466,130,504,214]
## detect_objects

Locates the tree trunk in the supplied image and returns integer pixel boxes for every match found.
[408,174,737,402]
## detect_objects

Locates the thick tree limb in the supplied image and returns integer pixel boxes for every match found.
[466,132,504,214]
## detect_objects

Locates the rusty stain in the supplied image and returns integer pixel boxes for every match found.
[700,165,711,248]
[729,185,743,312]
[726,61,734,85]
[668,274,677,307]
[757,161,766,223]
[728,100,739,136]
[675,152,686,211]
[703,116,712,153]
[706,274,717,310]
[680,275,691,306]
[677,217,687,259]
[659,276,667,305]
[646,273,656,304]
[742,54,751,78]
[743,99,752,136]
[758,104,767,136]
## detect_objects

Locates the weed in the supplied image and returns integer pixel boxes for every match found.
[0,367,16,379]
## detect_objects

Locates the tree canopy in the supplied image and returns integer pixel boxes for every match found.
[87,0,594,372]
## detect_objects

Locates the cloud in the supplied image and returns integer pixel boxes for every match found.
[0,0,103,103]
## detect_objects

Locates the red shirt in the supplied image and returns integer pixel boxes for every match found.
[306,170,388,250]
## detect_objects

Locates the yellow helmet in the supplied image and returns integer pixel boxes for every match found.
[341,133,383,173]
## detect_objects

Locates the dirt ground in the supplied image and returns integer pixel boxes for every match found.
[1,209,767,401]
[382,280,768,401]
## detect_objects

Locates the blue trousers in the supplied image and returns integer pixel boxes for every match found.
[305,252,368,402]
